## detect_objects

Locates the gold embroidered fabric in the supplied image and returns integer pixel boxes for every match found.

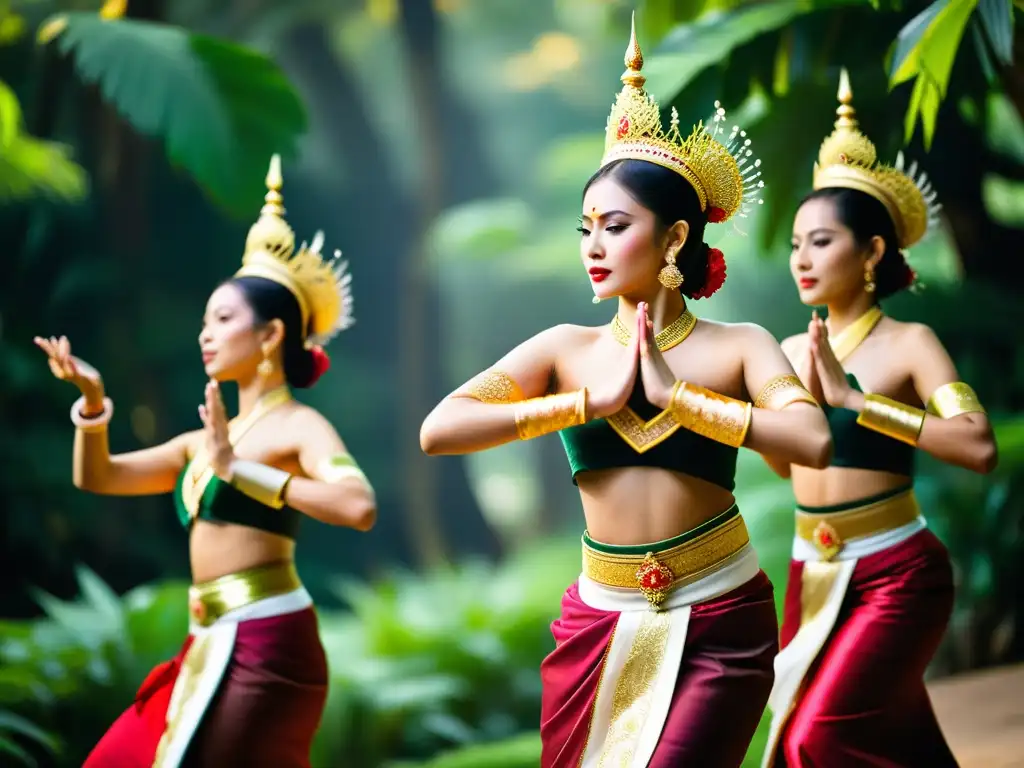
[926,382,986,419]
[605,407,681,453]
[610,308,697,352]
[458,370,525,403]
[597,612,671,766]
[828,306,883,362]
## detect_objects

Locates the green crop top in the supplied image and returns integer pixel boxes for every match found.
[559,374,738,491]
[173,466,302,539]
[825,373,915,476]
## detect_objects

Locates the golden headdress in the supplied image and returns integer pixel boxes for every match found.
[235,155,354,348]
[813,69,941,249]
[600,14,764,224]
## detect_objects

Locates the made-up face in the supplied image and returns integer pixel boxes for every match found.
[580,177,672,302]
[790,196,877,307]
[198,282,267,381]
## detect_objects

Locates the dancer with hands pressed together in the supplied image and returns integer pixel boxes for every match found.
[36,156,375,768]
[421,19,831,768]
[762,71,997,768]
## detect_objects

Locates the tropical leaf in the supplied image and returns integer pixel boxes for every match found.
[976,0,1015,64]
[0,79,88,202]
[645,0,870,103]
[890,0,980,148]
[40,12,307,216]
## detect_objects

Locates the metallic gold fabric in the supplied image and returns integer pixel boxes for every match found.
[187,560,301,628]
[926,381,986,419]
[795,489,921,561]
[754,374,819,411]
[829,306,883,363]
[604,407,681,454]
[856,394,925,446]
[799,560,845,626]
[669,381,752,448]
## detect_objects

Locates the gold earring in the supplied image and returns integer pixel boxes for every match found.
[658,249,684,290]
[864,264,876,294]
[257,358,273,379]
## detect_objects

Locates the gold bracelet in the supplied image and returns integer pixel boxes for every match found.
[754,374,819,411]
[857,394,925,446]
[926,382,986,419]
[669,381,752,448]
[227,460,292,509]
[513,388,587,440]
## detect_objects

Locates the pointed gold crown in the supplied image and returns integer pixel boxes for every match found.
[813,69,941,249]
[235,155,354,348]
[600,14,764,223]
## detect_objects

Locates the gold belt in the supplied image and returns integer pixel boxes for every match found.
[796,489,921,561]
[188,560,301,628]
[582,513,750,611]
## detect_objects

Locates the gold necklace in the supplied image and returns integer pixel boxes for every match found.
[829,306,883,362]
[611,308,697,352]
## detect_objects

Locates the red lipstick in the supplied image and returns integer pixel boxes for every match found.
[589,267,611,283]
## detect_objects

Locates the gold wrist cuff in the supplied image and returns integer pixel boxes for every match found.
[857,394,925,446]
[228,460,292,509]
[669,381,752,448]
[513,388,587,440]
[926,382,986,419]
[754,374,819,411]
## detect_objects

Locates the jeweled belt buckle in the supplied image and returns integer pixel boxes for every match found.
[188,595,208,624]
[812,520,842,561]
[635,552,674,611]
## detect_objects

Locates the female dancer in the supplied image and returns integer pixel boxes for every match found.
[762,71,997,767]
[36,156,376,768]
[420,20,832,768]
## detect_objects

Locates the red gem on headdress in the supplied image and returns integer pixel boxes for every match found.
[617,116,630,139]
[309,345,331,385]
[707,206,727,224]
[692,247,727,300]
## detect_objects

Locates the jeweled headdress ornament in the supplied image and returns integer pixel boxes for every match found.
[813,69,941,249]
[600,14,764,225]
[235,155,355,348]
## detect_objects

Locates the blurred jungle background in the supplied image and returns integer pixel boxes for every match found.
[1,0,1022,765]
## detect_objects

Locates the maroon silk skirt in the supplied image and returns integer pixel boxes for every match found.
[540,570,778,768]
[772,529,957,767]
[83,605,328,767]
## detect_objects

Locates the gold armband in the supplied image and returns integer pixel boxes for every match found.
[926,382,986,419]
[513,389,587,440]
[754,374,819,411]
[458,370,525,403]
[316,453,370,485]
[669,381,752,448]
[856,394,925,446]
[227,460,292,509]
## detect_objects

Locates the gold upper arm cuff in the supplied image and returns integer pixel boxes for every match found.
[754,374,819,411]
[926,382,986,418]
[316,453,370,485]
[456,370,526,403]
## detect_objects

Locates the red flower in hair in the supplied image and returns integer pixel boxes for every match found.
[692,247,727,300]
[309,345,332,385]
[900,260,917,290]
[707,206,727,224]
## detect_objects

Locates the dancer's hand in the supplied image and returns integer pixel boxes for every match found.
[199,380,235,480]
[638,302,678,410]
[588,314,641,420]
[809,311,856,410]
[798,323,824,406]
[34,335,104,404]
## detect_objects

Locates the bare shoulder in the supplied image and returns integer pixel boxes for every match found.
[283,401,335,433]
[883,318,943,353]
[178,428,205,460]
[543,322,604,353]
[701,319,780,347]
